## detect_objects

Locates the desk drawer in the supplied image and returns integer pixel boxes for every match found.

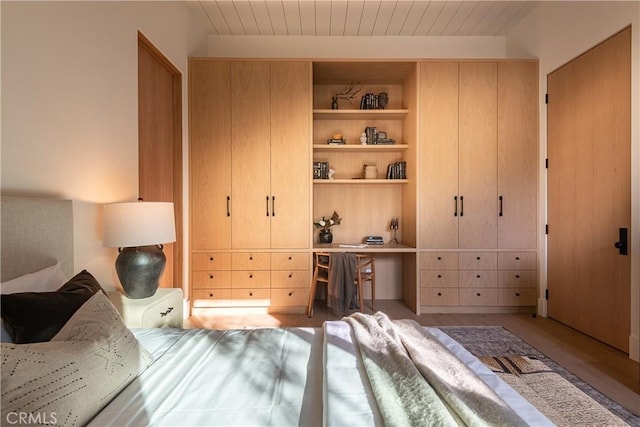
[271,288,309,307]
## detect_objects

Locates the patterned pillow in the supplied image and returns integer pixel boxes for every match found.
[1,292,153,427]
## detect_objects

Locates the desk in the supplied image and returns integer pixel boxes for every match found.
[313,243,416,253]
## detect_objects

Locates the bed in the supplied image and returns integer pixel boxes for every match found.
[0,196,552,426]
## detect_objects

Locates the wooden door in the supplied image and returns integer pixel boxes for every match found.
[419,62,459,249]
[231,62,271,249]
[497,62,538,249]
[458,63,498,249]
[548,28,631,352]
[138,33,182,289]
[189,60,232,250]
[270,61,311,249]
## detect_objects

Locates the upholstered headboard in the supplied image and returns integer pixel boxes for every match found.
[1,196,74,281]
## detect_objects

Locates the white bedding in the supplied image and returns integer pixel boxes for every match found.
[89,327,323,426]
[323,321,553,427]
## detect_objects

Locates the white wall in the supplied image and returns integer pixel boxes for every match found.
[1,1,209,290]
[506,1,640,361]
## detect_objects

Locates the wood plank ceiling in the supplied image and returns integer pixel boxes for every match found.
[197,1,536,37]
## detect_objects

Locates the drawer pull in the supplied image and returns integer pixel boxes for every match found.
[437,256,442,260]
[515,256,520,260]
[209,274,214,279]
[249,274,253,278]
[249,256,253,260]
[288,256,292,260]
[437,274,442,278]
[209,293,214,297]
[249,292,253,297]
[476,292,481,296]
[476,256,481,260]
[437,292,442,296]
[515,293,521,297]
[476,274,481,278]
[289,292,293,296]
[515,274,520,279]
[209,256,214,261]
[160,307,173,317]
[289,273,293,278]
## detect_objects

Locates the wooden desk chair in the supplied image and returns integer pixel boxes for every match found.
[307,252,330,317]
[355,254,376,312]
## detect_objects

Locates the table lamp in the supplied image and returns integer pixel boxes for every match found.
[103,201,176,299]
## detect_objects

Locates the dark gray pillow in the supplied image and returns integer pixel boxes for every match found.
[0,270,104,343]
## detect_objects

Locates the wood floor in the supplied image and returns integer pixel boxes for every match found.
[187,300,640,417]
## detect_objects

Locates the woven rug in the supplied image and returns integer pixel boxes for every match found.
[439,326,640,426]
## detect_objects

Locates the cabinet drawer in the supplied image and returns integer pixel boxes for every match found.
[192,288,233,307]
[459,252,497,269]
[271,270,310,288]
[420,288,459,306]
[498,252,536,270]
[271,252,310,270]
[271,288,309,307]
[192,252,231,271]
[498,270,537,288]
[459,288,497,306]
[232,252,270,270]
[420,252,459,270]
[192,271,231,289]
[231,289,270,306]
[232,271,270,289]
[420,270,458,288]
[459,270,497,287]
[498,289,537,306]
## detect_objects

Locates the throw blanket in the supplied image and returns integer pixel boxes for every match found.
[344,312,529,427]
[327,252,357,315]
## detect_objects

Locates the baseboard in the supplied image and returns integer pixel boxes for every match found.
[629,334,639,362]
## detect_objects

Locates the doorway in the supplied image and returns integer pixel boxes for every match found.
[547,27,631,352]
[137,32,183,291]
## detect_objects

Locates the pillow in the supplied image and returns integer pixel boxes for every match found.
[1,292,153,426]
[0,270,104,344]
[1,261,67,294]
[1,262,68,343]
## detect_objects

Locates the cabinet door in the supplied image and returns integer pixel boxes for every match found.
[458,62,498,249]
[270,61,311,249]
[231,62,271,249]
[497,62,538,249]
[419,62,459,249]
[190,60,231,249]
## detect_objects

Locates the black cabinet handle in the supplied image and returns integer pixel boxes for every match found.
[476,274,481,278]
[437,292,442,296]
[289,273,293,278]
[249,274,253,278]
[515,293,521,297]
[437,274,442,278]
[209,256,214,261]
[272,196,275,217]
[437,256,442,260]
[249,292,253,296]
[515,274,520,279]
[460,196,464,217]
[499,196,503,217]
[227,196,231,217]
[476,292,481,296]
[209,274,214,279]
[209,293,214,297]
[454,196,458,217]
[289,292,293,297]
[266,196,270,216]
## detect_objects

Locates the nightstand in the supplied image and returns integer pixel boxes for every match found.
[108,288,183,328]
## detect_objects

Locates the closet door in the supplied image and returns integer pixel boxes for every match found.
[270,61,311,249]
[458,62,498,249]
[497,62,538,249]
[419,62,459,249]
[190,60,231,250]
[231,62,271,249]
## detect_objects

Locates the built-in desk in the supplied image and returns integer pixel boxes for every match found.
[311,243,418,310]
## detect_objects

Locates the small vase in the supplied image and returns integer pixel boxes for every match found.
[319,229,333,244]
[331,97,338,110]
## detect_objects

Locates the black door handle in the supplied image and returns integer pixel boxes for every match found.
[614,227,628,255]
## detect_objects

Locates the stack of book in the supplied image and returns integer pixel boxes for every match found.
[363,236,385,245]
[313,161,330,179]
[386,161,407,179]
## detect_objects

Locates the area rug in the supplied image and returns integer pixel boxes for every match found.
[440,326,640,426]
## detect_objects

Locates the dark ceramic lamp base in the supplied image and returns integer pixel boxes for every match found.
[116,245,166,299]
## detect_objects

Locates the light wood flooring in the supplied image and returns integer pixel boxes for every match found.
[187,300,640,417]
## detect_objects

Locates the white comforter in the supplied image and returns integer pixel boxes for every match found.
[89,327,323,426]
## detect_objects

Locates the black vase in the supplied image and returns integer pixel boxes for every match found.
[319,229,333,244]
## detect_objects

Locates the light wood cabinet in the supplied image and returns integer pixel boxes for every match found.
[418,60,538,312]
[190,60,311,311]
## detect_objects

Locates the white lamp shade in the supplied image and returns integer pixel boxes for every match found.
[103,201,176,248]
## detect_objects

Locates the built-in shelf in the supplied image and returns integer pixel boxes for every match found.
[313,109,409,120]
[313,143,409,152]
[313,179,408,184]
